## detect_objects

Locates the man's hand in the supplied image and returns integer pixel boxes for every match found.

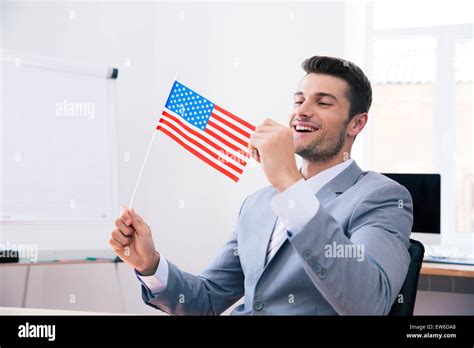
[249,118,303,192]
[109,208,160,276]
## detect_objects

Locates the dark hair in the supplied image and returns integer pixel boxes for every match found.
[302,56,372,119]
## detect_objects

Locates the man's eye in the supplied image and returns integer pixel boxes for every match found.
[294,101,303,105]
[318,102,331,106]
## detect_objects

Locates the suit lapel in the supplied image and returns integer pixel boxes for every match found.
[255,161,364,281]
[330,160,364,194]
[316,160,364,204]
[254,192,278,279]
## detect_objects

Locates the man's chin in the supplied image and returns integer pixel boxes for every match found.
[293,139,317,155]
[294,146,314,159]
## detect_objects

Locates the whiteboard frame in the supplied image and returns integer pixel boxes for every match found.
[1,49,121,224]
[1,50,120,257]
[0,49,118,80]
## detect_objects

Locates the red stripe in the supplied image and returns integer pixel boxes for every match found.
[158,120,243,174]
[160,111,247,166]
[214,105,256,131]
[157,126,240,182]
[211,113,251,138]
[207,120,249,148]
[203,127,248,157]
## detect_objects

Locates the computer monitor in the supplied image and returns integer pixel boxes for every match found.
[382,173,441,244]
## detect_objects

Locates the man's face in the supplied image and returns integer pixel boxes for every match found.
[290,73,352,163]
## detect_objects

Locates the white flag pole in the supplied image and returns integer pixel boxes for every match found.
[128,73,180,209]
[128,130,157,209]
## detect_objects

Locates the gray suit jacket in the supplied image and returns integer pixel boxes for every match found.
[141,161,413,315]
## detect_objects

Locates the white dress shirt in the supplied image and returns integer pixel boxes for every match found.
[267,159,353,263]
[137,159,354,294]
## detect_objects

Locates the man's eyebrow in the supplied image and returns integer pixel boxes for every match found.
[315,92,338,101]
[293,91,338,101]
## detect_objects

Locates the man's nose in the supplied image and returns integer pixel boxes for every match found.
[294,101,314,119]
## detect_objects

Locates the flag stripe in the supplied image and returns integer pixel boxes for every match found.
[204,124,250,155]
[207,120,249,148]
[214,104,255,131]
[159,119,244,173]
[157,126,240,182]
[204,127,250,158]
[162,109,249,165]
[211,110,251,144]
[160,111,247,167]
[210,112,251,138]
[158,118,244,174]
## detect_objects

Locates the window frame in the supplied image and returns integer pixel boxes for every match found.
[366,11,473,239]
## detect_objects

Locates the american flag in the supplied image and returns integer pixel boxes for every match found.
[157,81,256,182]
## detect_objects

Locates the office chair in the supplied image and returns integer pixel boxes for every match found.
[389,239,425,315]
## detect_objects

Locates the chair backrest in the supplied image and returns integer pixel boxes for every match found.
[389,239,425,316]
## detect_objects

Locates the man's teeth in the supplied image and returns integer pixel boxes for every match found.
[295,125,317,132]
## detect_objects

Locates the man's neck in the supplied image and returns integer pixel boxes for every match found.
[300,152,351,179]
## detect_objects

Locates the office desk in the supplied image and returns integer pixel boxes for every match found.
[421,262,474,278]
[416,263,474,314]
[419,262,474,298]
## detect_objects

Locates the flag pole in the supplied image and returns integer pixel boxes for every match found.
[128,130,157,209]
[128,73,180,209]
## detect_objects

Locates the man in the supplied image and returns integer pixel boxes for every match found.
[109,56,413,315]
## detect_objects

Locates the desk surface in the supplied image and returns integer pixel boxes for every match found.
[0,259,117,267]
[0,307,120,315]
[421,262,474,278]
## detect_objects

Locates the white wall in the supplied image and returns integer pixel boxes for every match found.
[1,1,345,312]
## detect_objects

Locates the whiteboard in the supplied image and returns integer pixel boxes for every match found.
[0,50,119,257]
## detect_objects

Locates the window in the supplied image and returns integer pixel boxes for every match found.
[371,37,436,173]
[373,0,474,29]
[454,39,473,233]
[369,1,473,234]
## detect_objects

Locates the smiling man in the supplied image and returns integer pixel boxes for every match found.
[109,56,413,315]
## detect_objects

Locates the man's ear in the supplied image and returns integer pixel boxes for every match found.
[347,112,368,138]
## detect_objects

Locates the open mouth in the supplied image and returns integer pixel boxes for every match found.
[293,124,319,133]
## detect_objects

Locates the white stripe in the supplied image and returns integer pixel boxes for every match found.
[159,122,243,177]
[212,108,255,134]
[201,124,250,164]
[161,111,248,168]
[206,122,250,154]
[210,110,252,144]
[161,114,246,170]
